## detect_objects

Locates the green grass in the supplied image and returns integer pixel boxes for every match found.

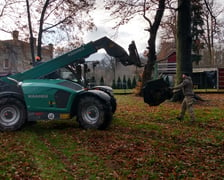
[0,94,223,179]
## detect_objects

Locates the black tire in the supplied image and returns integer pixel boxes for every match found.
[110,96,117,113]
[0,98,26,131]
[77,96,112,130]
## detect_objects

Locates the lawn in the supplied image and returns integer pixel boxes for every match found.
[0,93,223,179]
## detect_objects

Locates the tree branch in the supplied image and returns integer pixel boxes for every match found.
[203,0,217,26]
[143,0,152,28]
[43,16,71,32]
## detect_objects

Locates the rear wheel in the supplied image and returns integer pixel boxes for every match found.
[0,98,26,131]
[77,96,112,130]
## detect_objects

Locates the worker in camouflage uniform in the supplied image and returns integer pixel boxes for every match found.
[172,73,195,122]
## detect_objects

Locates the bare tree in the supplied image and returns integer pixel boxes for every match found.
[142,0,166,85]
[159,1,177,42]
[0,0,18,33]
[0,0,8,17]
[202,0,224,65]
[0,0,96,64]
[104,0,168,91]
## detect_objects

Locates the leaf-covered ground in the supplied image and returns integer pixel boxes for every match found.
[0,93,223,179]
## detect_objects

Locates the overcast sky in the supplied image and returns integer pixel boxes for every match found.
[1,0,223,58]
[0,0,148,54]
[83,0,149,54]
[84,0,224,54]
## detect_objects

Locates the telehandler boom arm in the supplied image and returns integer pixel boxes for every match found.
[8,37,142,82]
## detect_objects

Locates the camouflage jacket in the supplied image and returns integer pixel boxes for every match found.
[173,76,194,96]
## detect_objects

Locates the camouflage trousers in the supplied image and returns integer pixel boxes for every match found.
[179,96,195,121]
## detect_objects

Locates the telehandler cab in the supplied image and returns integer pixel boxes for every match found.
[0,37,142,131]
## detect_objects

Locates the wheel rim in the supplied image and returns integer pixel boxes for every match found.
[0,105,20,126]
[82,105,99,124]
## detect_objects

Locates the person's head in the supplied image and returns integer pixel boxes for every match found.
[182,73,190,79]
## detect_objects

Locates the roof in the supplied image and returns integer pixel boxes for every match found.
[157,41,176,62]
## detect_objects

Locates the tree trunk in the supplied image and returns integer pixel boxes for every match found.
[37,0,50,61]
[176,0,192,84]
[142,33,156,84]
[172,0,192,101]
[26,0,35,65]
[142,0,166,87]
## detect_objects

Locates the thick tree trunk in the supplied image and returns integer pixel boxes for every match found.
[172,0,192,101]
[176,0,192,84]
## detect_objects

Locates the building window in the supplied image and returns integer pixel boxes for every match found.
[4,59,10,69]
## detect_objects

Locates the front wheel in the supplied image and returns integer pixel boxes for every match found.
[77,96,112,130]
[0,98,26,131]
[110,96,117,113]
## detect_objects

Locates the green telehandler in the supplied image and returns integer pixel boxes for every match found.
[0,37,142,131]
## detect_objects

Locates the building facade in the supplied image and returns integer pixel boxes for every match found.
[156,42,224,89]
[0,31,53,76]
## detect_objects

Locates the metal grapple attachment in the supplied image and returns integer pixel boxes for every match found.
[143,78,173,106]
[93,37,143,67]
